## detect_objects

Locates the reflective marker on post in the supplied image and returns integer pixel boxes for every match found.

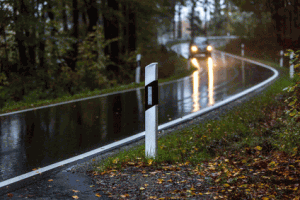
[145,62,158,159]
[136,54,141,83]
[241,44,244,57]
[280,50,284,67]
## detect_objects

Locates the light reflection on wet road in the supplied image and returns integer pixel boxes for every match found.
[0,44,274,182]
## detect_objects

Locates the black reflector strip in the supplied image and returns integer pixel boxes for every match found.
[145,80,158,110]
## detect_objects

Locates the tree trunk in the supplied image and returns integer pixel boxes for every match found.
[87,0,98,33]
[14,0,28,74]
[121,2,128,55]
[177,3,182,39]
[128,3,136,53]
[71,0,79,71]
[62,0,69,32]
[102,0,120,77]
[190,1,196,43]
[39,2,46,70]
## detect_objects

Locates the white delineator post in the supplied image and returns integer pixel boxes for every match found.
[280,50,284,67]
[145,62,158,159]
[221,52,226,66]
[241,44,244,57]
[136,54,141,83]
[290,52,294,79]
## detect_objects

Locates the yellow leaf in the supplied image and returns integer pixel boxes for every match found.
[148,159,153,165]
[90,185,95,187]
[242,159,247,163]
[256,146,262,151]
[262,197,269,200]
[157,178,164,183]
[72,190,79,193]
[224,184,230,187]
[72,196,79,199]
[140,187,145,190]
[48,179,53,182]
[95,193,101,197]
[113,158,119,164]
[120,194,129,198]
[92,159,96,162]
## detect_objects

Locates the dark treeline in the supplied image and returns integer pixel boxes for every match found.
[229,0,300,49]
[0,0,184,105]
[0,0,299,108]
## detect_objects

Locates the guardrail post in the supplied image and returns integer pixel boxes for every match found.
[290,52,294,79]
[280,50,284,67]
[145,62,158,159]
[241,44,244,57]
[135,54,141,83]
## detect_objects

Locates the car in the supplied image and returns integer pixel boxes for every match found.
[189,40,212,60]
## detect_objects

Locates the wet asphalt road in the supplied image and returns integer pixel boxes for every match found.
[0,37,275,199]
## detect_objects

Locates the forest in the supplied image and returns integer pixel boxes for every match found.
[0,0,299,109]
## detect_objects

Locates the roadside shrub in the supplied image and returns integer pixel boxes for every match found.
[285,49,300,121]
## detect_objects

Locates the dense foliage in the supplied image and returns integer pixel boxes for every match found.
[285,50,300,121]
[0,0,186,107]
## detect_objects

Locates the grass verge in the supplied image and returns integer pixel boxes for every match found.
[91,41,300,199]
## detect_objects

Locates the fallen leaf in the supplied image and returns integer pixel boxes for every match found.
[256,146,262,151]
[140,187,145,190]
[90,185,95,187]
[148,159,153,165]
[7,193,13,197]
[95,193,101,197]
[72,190,79,193]
[120,194,129,198]
[72,195,79,199]
[48,179,53,182]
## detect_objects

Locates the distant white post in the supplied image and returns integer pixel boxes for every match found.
[241,44,244,57]
[290,52,294,79]
[221,52,226,67]
[280,50,284,67]
[145,63,158,159]
[242,60,245,86]
[136,54,141,83]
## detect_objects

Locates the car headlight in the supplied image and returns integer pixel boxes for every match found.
[191,45,198,52]
[207,45,213,51]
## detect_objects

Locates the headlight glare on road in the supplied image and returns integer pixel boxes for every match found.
[191,45,198,52]
[207,45,213,51]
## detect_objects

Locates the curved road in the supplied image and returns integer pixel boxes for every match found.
[0,37,277,194]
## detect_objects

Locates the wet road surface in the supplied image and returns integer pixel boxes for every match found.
[0,41,274,184]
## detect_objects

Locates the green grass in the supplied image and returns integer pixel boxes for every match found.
[92,42,297,174]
